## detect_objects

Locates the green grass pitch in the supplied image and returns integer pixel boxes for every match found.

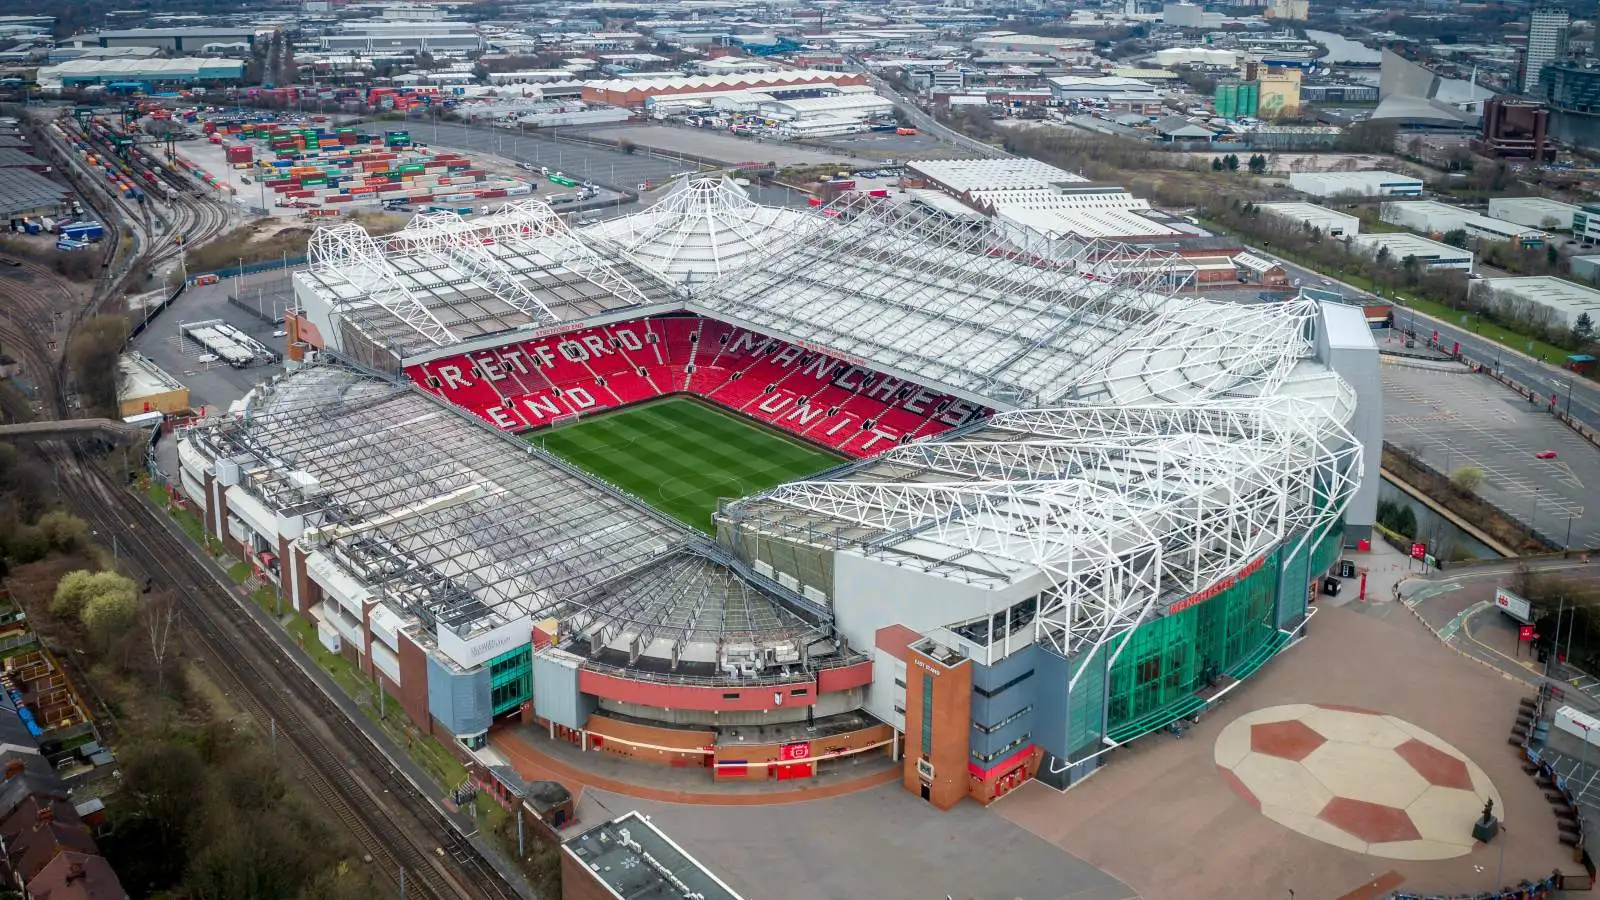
[531,397,844,533]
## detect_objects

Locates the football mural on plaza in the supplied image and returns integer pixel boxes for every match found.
[1214,704,1503,860]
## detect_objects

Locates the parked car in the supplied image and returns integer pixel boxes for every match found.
[1535,450,1559,460]
[196,353,220,363]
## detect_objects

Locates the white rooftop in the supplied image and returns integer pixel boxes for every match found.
[582,176,815,284]
[908,158,1088,195]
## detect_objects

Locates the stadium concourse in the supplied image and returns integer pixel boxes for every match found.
[173,173,1380,810]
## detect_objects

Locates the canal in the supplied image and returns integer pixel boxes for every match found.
[1378,476,1501,561]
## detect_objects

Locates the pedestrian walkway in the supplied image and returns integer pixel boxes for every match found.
[491,724,900,809]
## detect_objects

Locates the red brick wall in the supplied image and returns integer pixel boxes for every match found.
[560,850,613,900]
[397,630,430,734]
[580,669,814,712]
[901,650,972,810]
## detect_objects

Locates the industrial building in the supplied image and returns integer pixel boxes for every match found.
[1256,202,1361,238]
[118,353,189,417]
[1488,196,1579,232]
[1472,276,1600,330]
[0,167,69,220]
[906,157,1087,197]
[1289,171,1424,199]
[68,27,261,52]
[1350,233,1474,271]
[319,21,482,54]
[174,185,1374,807]
[36,57,246,88]
[582,71,867,109]
[1379,200,1546,247]
[987,187,1181,241]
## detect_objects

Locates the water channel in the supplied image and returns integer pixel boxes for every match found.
[1377,476,1500,561]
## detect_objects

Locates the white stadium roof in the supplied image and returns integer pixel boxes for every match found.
[268,190,1365,672]
[581,176,815,284]
[299,200,676,360]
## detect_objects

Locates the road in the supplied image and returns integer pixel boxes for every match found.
[1265,254,1600,435]
[855,66,1009,159]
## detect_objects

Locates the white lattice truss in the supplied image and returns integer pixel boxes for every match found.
[587,175,818,282]
[306,199,654,350]
[727,395,1363,685]
[696,194,1295,407]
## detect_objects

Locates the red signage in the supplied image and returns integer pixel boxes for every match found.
[1169,555,1268,615]
[779,742,811,762]
[1410,542,1427,560]
[1519,625,1536,643]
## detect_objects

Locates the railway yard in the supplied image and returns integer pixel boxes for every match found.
[0,104,529,900]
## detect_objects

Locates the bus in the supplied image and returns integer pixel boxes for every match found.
[384,130,411,149]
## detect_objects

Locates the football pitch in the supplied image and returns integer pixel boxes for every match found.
[531,397,843,533]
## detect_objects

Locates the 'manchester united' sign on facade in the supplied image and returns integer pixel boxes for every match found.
[1166,555,1268,616]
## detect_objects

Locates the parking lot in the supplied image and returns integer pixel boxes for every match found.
[131,273,289,412]
[1381,356,1600,550]
[352,122,703,190]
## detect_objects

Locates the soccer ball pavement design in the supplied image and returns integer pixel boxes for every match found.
[1213,703,1502,860]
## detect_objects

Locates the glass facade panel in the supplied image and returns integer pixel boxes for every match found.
[488,646,532,716]
[1105,548,1281,730]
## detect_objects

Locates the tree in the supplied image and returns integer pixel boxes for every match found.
[1247,153,1267,174]
[1224,153,1239,172]
[53,569,137,624]
[143,591,179,691]
[67,316,129,417]
[1574,311,1595,346]
[35,510,86,553]
[1441,229,1470,249]
[1450,465,1486,494]
[82,580,141,643]
[1212,157,1224,171]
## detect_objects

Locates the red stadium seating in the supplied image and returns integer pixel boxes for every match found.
[403,314,989,458]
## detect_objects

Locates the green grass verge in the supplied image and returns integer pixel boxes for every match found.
[1390,293,1574,364]
[532,396,842,532]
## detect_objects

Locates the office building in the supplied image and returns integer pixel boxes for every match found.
[1523,8,1570,96]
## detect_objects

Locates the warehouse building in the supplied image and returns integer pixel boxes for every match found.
[1379,200,1546,247]
[1350,233,1473,271]
[1487,196,1579,232]
[1569,256,1600,283]
[1256,202,1361,237]
[69,27,261,52]
[1289,170,1423,198]
[0,167,69,220]
[757,93,894,123]
[582,71,867,108]
[907,158,1087,197]
[1472,277,1600,331]
[36,57,246,88]
[321,21,482,53]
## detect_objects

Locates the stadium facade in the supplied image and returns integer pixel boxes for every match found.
[174,176,1377,807]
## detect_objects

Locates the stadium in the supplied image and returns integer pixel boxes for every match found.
[174,174,1378,808]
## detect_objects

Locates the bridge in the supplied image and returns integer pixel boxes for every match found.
[0,418,152,444]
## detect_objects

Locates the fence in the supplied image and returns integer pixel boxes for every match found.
[195,254,307,283]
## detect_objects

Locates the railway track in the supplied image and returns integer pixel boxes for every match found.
[51,448,521,900]
[4,109,526,900]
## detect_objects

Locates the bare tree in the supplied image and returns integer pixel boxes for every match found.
[144,591,179,692]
